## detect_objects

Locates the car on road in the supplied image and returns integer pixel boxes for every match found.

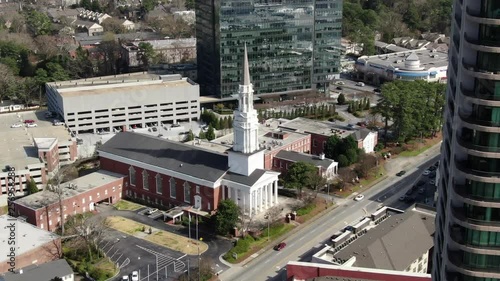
[399,195,407,201]
[428,165,437,171]
[336,86,343,90]
[406,189,413,196]
[354,194,365,201]
[23,119,35,124]
[405,196,416,204]
[355,82,365,87]
[417,180,426,187]
[430,180,436,185]
[26,123,38,128]
[373,88,381,93]
[53,120,64,126]
[131,271,139,281]
[10,123,22,128]
[434,161,440,167]
[396,170,406,176]
[423,170,431,176]
[274,242,286,251]
[418,188,425,194]
[336,81,345,85]
[122,276,130,281]
[146,208,158,215]
[429,172,436,179]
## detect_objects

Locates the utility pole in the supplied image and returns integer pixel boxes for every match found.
[188,213,191,239]
[196,215,198,241]
[198,238,203,281]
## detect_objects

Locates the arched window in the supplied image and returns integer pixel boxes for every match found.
[156,174,163,194]
[169,178,176,199]
[129,166,136,186]
[142,170,149,190]
[184,182,191,204]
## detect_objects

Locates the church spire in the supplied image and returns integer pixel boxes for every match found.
[242,44,251,86]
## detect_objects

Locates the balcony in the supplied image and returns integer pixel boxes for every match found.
[462,60,500,80]
[456,134,500,157]
[449,226,500,254]
[455,159,500,183]
[461,84,500,106]
[452,206,500,230]
[453,184,500,208]
[447,249,500,278]
[466,7,500,25]
[458,111,500,128]
[464,34,500,53]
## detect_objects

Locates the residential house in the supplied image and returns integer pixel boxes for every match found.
[121,19,135,30]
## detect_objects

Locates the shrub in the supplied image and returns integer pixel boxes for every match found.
[374,143,384,151]
[296,204,315,216]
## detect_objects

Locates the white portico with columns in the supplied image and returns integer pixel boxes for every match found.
[221,45,280,217]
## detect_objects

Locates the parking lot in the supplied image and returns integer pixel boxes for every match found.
[101,229,189,281]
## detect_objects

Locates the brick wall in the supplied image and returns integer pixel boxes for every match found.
[0,238,61,274]
[100,157,219,212]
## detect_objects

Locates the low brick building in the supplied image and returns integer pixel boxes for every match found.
[279,117,378,155]
[0,215,61,274]
[273,151,338,180]
[12,170,125,231]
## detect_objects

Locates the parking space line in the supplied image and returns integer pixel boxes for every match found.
[105,245,114,255]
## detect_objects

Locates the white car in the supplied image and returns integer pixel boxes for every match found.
[423,170,431,176]
[132,271,139,281]
[355,82,365,87]
[10,123,22,128]
[354,194,365,201]
[122,276,130,281]
[131,271,139,281]
[26,123,38,128]
[53,120,64,126]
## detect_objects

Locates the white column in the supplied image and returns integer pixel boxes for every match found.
[259,187,263,212]
[249,190,253,217]
[242,192,246,215]
[233,188,238,206]
[274,181,278,204]
[222,185,225,200]
[268,182,273,206]
[264,184,268,209]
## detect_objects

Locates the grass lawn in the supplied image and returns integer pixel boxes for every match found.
[106,216,207,255]
[336,164,387,198]
[399,134,442,157]
[296,199,333,223]
[0,205,8,215]
[113,200,143,211]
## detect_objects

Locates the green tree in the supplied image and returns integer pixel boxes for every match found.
[283,161,318,198]
[26,10,52,36]
[337,93,346,105]
[346,149,359,164]
[185,0,195,9]
[337,154,350,167]
[324,135,341,160]
[90,0,102,12]
[186,129,194,141]
[141,0,156,12]
[228,116,233,129]
[27,178,39,194]
[214,200,239,235]
[138,42,156,67]
[80,0,91,9]
[206,125,216,141]
[198,131,206,139]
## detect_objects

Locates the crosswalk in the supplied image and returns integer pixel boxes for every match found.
[136,245,186,280]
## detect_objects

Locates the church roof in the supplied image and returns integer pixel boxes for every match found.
[242,43,251,85]
[224,169,270,186]
[98,132,229,182]
[275,150,336,169]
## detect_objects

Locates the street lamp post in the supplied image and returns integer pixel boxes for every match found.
[198,237,203,281]
[265,215,270,241]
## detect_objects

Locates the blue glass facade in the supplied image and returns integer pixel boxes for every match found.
[195,0,342,98]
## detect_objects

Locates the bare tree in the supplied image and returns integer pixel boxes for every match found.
[266,205,282,224]
[66,213,109,261]
[49,166,79,236]
[35,35,60,58]
[0,63,18,103]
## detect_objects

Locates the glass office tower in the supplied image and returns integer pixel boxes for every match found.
[195,0,342,98]
[433,0,500,281]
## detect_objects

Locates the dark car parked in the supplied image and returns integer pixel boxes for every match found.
[396,170,406,176]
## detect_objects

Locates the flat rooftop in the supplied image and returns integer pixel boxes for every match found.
[329,207,435,271]
[204,119,310,154]
[48,73,195,95]
[358,48,449,70]
[0,215,60,262]
[14,170,124,210]
[278,117,356,138]
[0,111,74,173]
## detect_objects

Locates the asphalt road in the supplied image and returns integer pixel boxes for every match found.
[220,153,440,281]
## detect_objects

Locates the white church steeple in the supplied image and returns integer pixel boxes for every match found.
[232,44,260,154]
